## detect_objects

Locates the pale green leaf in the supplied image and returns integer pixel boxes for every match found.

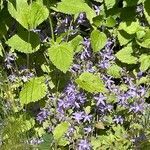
[107,64,122,78]
[8,0,49,29]
[41,64,51,73]
[118,21,141,35]
[92,15,104,27]
[70,35,83,53]
[20,77,48,105]
[75,72,106,93]
[139,54,150,71]
[58,138,69,146]
[56,0,96,23]
[48,43,74,73]
[137,76,149,85]
[117,30,134,46]
[90,30,107,52]
[105,16,116,27]
[137,39,150,48]
[115,46,138,64]
[136,30,146,40]
[136,29,150,48]
[84,106,91,114]
[91,136,102,150]
[107,93,117,103]
[9,115,35,133]
[104,0,116,9]
[21,118,35,132]
[0,44,3,57]
[6,31,40,53]
[53,122,69,141]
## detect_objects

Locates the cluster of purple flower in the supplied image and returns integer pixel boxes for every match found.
[1,0,150,149]
[99,38,116,69]
[35,24,149,148]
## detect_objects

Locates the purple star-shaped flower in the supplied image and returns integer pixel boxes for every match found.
[78,139,91,150]
[72,111,84,123]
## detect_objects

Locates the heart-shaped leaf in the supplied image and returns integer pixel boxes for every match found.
[76,72,106,93]
[48,43,74,73]
[8,0,49,30]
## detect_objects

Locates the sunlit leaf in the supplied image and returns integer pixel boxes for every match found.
[53,122,69,141]
[90,29,107,52]
[6,30,40,53]
[115,46,138,64]
[20,77,47,105]
[56,0,96,23]
[8,0,49,29]
[76,72,106,93]
[48,43,74,73]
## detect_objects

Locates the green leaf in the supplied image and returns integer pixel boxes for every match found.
[144,0,150,25]
[0,44,3,57]
[118,21,141,35]
[56,0,96,23]
[8,0,49,29]
[104,0,116,9]
[136,30,146,40]
[115,46,138,64]
[21,118,35,132]
[91,136,102,150]
[53,122,69,141]
[90,30,107,52]
[39,133,53,150]
[139,54,150,71]
[84,106,91,114]
[48,42,74,73]
[9,115,35,133]
[36,128,45,137]
[136,29,150,48]
[107,64,122,78]
[107,93,117,103]
[105,16,116,27]
[75,72,106,93]
[6,30,40,53]
[58,137,69,146]
[20,77,48,105]
[137,76,149,85]
[92,15,104,27]
[137,40,150,49]
[70,35,83,53]
[117,30,134,46]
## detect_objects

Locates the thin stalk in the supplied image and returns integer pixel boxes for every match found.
[46,0,55,41]
[66,20,73,42]
[27,31,31,69]
[48,15,55,41]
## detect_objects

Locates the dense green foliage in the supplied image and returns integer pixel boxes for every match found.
[0,0,150,149]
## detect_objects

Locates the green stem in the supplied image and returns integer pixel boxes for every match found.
[27,31,31,69]
[66,20,73,42]
[48,15,55,41]
[46,0,54,41]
